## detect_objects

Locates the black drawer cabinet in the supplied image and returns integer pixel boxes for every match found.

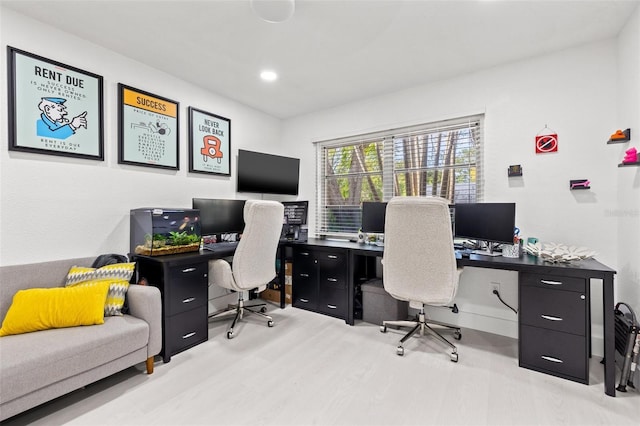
[166,306,208,355]
[519,272,589,383]
[292,247,349,320]
[520,324,588,381]
[135,255,209,363]
[319,287,347,318]
[292,250,319,311]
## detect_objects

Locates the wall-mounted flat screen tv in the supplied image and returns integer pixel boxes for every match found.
[237,149,300,195]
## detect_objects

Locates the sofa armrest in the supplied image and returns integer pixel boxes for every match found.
[126,284,162,358]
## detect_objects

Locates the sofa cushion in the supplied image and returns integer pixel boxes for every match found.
[65,263,135,316]
[0,315,149,404]
[0,284,110,337]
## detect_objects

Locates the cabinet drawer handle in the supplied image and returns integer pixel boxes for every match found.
[182,332,196,339]
[541,314,563,321]
[327,304,337,309]
[300,252,310,256]
[182,267,197,273]
[540,279,562,286]
[182,297,196,304]
[327,278,338,282]
[327,255,338,259]
[300,298,309,303]
[300,273,309,278]
[541,355,563,363]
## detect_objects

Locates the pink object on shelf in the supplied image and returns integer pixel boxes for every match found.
[570,180,590,189]
[623,147,638,164]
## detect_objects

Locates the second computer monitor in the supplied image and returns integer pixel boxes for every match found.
[192,198,246,237]
[454,202,516,245]
[361,201,387,233]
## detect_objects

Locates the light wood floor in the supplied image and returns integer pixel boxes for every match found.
[3,305,639,426]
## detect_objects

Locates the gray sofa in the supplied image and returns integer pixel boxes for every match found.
[0,257,162,421]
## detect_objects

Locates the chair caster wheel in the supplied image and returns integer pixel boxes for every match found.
[450,352,458,362]
[226,331,234,339]
[380,325,387,333]
[267,320,274,327]
[261,306,267,313]
[454,330,462,340]
[396,346,404,356]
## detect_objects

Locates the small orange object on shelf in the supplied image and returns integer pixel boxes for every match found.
[607,128,630,143]
[611,130,626,140]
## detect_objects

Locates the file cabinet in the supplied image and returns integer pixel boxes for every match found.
[134,254,209,363]
[292,247,349,320]
[518,272,589,383]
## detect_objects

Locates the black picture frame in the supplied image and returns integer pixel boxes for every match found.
[7,46,104,160]
[188,107,231,176]
[118,83,179,170]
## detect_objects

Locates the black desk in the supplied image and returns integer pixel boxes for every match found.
[456,252,616,397]
[136,240,617,397]
[284,238,617,397]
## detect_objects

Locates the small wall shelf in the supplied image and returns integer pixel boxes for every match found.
[607,128,631,144]
[570,179,590,190]
[618,161,640,167]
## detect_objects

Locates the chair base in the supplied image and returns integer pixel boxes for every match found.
[381,309,461,362]
[208,295,273,339]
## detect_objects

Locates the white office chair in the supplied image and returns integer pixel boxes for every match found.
[380,196,462,362]
[208,200,284,339]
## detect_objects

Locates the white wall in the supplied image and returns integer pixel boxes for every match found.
[0,8,283,266]
[282,38,627,355]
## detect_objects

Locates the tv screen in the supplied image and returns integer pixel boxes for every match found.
[361,202,387,233]
[192,198,246,236]
[454,203,516,245]
[237,149,300,195]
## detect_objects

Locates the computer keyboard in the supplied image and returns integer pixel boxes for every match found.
[203,241,238,252]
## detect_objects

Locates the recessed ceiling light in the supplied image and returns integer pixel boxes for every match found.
[250,0,295,23]
[260,70,278,82]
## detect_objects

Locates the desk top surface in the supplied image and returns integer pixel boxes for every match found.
[135,237,615,277]
[288,238,615,277]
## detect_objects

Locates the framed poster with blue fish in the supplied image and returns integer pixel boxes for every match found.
[7,46,104,160]
[118,83,179,170]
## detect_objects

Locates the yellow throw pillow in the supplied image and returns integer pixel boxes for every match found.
[65,262,135,316]
[0,283,110,337]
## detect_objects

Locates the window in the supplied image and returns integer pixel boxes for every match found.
[316,115,483,238]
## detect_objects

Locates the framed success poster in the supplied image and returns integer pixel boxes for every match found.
[188,107,231,176]
[118,84,179,169]
[7,46,104,160]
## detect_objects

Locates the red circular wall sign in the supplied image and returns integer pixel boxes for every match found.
[535,134,558,153]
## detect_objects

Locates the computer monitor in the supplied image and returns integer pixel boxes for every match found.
[454,202,516,253]
[192,198,246,238]
[280,201,309,242]
[282,201,308,225]
[361,202,387,233]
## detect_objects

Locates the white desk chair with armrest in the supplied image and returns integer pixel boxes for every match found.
[380,196,463,362]
[208,200,284,339]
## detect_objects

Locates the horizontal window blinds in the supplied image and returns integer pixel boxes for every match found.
[316,115,483,238]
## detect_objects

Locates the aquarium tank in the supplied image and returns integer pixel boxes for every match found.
[130,208,201,256]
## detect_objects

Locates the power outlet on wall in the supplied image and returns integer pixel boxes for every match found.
[491,282,501,295]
